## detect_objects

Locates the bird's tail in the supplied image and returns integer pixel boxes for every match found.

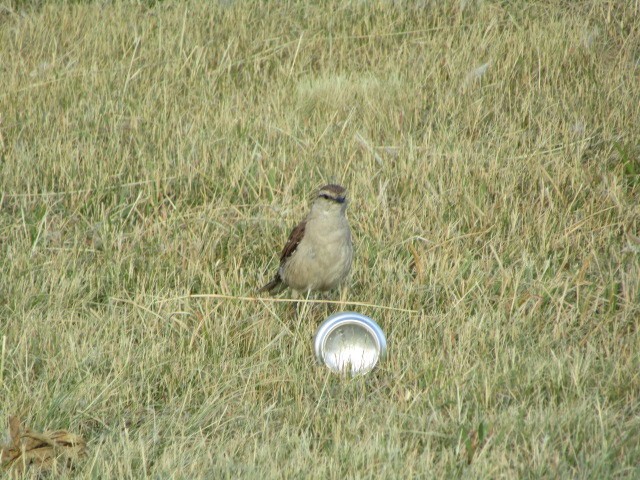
[259,274,283,294]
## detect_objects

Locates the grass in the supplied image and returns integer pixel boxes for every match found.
[1,0,639,477]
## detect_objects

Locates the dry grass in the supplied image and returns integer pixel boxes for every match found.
[1,0,639,477]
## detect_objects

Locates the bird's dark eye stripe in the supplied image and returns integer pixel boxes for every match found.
[319,193,346,203]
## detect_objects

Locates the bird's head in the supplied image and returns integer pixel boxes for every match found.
[312,184,348,216]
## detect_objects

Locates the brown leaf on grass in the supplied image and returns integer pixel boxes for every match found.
[462,422,491,465]
[408,243,424,282]
[1,416,86,474]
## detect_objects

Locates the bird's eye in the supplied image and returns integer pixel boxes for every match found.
[319,193,330,200]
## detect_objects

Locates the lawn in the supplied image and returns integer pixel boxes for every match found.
[1,0,639,477]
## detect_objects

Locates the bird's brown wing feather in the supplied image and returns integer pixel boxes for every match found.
[280,220,306,263]
[259,220,306,294]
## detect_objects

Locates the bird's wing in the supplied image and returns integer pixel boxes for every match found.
[280,220,306,263]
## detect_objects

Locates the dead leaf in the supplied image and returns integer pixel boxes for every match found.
[1,416,86,474]
[408,243,424,282]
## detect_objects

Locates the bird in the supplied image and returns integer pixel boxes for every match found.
[260,184,353,295]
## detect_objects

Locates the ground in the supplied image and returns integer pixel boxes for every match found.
[1,1,639,478]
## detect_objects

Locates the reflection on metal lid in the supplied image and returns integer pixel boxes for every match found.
[314,312,387,375]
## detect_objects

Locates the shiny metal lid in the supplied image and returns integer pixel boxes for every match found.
[314,312,387,375]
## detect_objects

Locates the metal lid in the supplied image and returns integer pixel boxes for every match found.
[314,312,387,375]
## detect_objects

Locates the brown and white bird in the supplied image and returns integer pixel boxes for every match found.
[260,184,353,295]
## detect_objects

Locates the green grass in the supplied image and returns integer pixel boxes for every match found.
[1,0,639,477]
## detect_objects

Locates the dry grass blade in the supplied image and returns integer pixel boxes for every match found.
[152,293,421,314]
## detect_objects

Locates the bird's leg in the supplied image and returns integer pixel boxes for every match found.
[290,289,300,321]
[338,285,350,310]
[290,290,311,324]
[299,290,315,329]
